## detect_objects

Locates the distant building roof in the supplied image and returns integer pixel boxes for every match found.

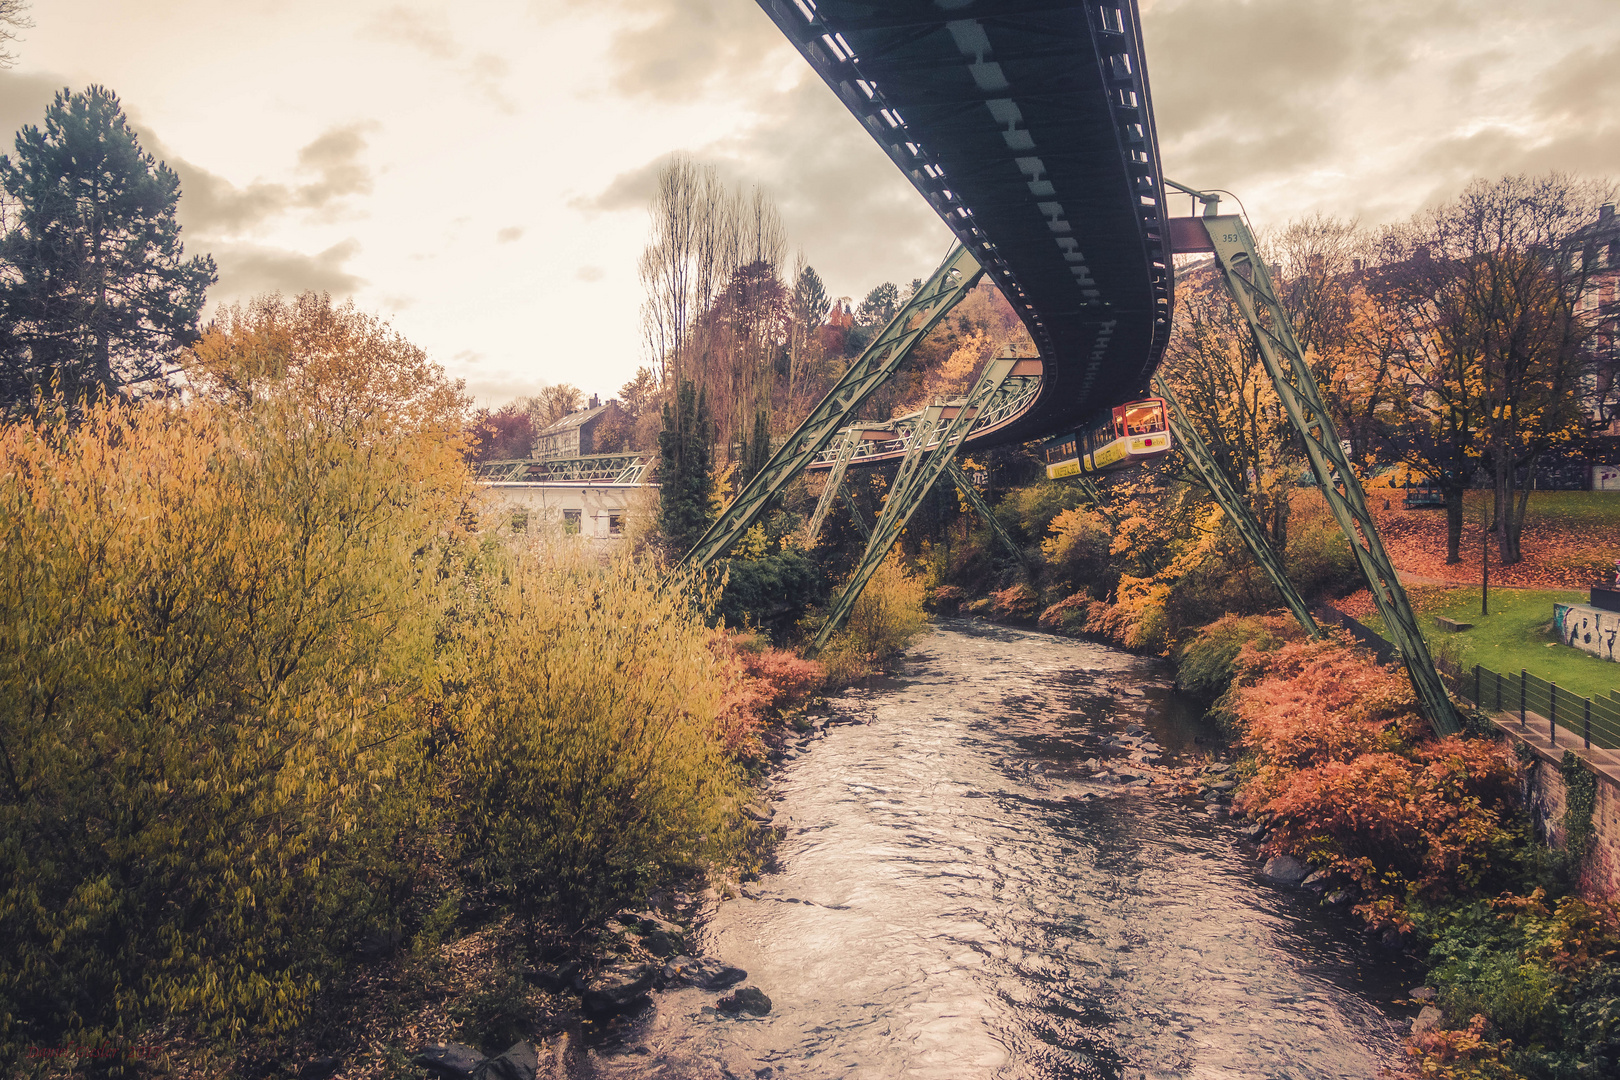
[535,402,611,437]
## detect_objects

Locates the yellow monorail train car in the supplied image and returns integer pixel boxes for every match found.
[1044,398,1172,478]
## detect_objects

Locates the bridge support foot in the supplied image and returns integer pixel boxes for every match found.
[810,354,1018,654]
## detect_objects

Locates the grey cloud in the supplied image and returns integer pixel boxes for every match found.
[208,238,366,300]
[158,123,378,238]
[569,156,663,213]
[0,70,67,151]
[1532,38,1620,127]
[294,123,377,206]
[706,77,954,301]
[496,225,524,242]
[366,4,458,61]
[578,0,785,101]
[1144,0,1410,186]
[461,375,554,408]
[0,73,375,242]
[364,6,516,111]
[580,72,953,300]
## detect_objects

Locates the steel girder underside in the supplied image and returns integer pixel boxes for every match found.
[756,0,1173,450]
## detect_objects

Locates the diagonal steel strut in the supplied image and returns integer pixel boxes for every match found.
[1153,374,1320,639]
[1196,212,1459,735]
[684,244,983,568]
[810,354,1017,654]
[804,427,866,546]
[946,460,1028,570]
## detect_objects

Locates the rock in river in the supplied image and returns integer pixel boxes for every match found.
[583,962,658,1017]
[716,985,772,1016]
[661,955,747,989]
[1260,856,1311,887]
[472,1042,540,1080]
[412,1042,485,1080]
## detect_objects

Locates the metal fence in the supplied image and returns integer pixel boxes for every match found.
[1469,665,1620,751]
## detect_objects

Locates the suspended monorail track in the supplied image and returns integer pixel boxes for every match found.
[758,0,1173,454]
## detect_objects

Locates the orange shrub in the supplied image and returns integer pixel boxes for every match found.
[1037,591,1091,635]
[991,582,1040,621]
[709,630,824,756]
[1232,638,1517,905]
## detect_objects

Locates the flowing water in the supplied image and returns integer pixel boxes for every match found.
[585,621,1417,1079]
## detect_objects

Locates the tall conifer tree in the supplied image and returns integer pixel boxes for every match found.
[658,378,714,557]
[0,85,216,410]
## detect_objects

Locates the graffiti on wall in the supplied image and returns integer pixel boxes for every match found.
[1554,602,1620,663]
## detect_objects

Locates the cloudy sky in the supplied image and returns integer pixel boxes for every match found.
[4,0,1616,404]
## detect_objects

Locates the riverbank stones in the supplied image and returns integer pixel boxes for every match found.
[717,985,772,1016]
[412,1043,485,1079]
[582,963,658,1017]
[661,956,747,990]
[1260,855,1311,887]
[471,1042,540,1080]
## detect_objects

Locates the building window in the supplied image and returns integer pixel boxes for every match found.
[607,512,624,536]
[562,509,581,534]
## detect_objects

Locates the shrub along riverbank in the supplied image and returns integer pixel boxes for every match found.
[917,458,1619,1077]
[1175,620,1619,1078]
[0,305,927,1077]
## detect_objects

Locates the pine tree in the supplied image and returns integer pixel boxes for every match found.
[743,406,772,486]
[657,378,714,557]
[0,86,216,410]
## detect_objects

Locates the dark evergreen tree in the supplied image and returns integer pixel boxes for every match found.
[0,86,216,410]
[657,378,714,557]
[854,281,899,330]
[743,406,771,486]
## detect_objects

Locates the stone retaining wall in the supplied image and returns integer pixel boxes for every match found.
[1500,720,1620,899]
[1553,602,1620,663]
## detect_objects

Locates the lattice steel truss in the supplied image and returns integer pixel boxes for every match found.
[811,354,1018,653]
[1185,205,1459,735]
[685,243,984,568]
[1154,375,1320,639]
[946,461,1028,570]
[476,454,650,485]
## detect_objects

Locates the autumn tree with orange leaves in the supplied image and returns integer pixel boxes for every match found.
[1373,174,1614,563]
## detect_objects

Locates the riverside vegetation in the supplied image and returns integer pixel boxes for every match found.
[921,484,1620,1078]
[0,296,933,1077]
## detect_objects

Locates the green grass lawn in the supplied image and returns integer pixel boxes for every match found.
[1495,489,1620,530]
[1362,586,1620,701]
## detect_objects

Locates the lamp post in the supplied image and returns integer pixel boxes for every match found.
[1481,503,1490,618]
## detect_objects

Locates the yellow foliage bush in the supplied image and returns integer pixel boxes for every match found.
[819,553,929,683]
[1085,575,1172,654]
[0,295,759,1064]
[444,544,747,921]
[0,392,471,1055]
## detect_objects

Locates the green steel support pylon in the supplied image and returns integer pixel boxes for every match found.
[1153,374,1321,640]
[811,355,1017,653]
[843,485,872,543]
[684,244,983,568]
[946,460,1028,570]
[804,427,865,545]
[1197,211,1459,735]
[1073,475,1118,527]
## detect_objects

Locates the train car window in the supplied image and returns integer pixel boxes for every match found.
[1124,400,1167,436]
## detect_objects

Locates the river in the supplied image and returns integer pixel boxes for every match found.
[583,620,1417,1079]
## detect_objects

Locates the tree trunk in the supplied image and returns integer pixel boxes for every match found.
[1498,452,1536,566]
[1445,487,1464,563]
